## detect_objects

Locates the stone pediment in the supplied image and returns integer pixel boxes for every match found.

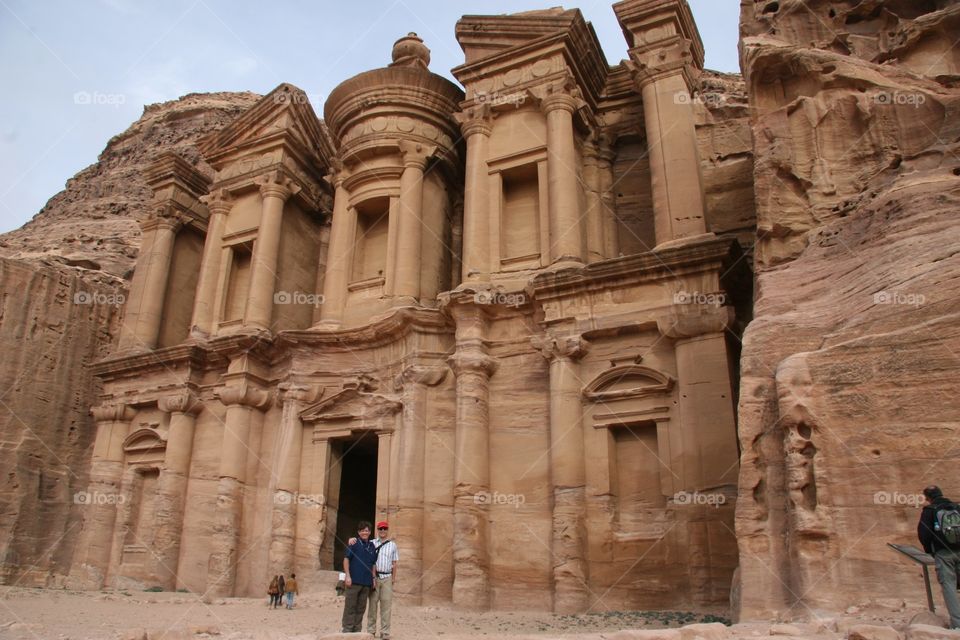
[122,428,166,454]
[299,388,401,423]
[583,364,674,401]
[199,83,335,172]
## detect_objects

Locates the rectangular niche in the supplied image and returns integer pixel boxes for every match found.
[613,421,667,528]
[351,196,389,286]
[499,162,542,269]
[222,240,253,324]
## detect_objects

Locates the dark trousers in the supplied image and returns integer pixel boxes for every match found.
[342,584,371,632]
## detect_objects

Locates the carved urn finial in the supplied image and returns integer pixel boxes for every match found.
[390,32,430,70]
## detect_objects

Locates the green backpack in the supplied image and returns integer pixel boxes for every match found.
[935,504,960,547]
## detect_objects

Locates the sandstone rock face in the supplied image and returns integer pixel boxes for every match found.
[0,258,122,586]
[0,92,260,588]
[0,92,260,280]
[735,0,960,621]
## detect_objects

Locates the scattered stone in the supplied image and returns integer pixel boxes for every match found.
[906,624,960,640]
[848,624,903,640]
[680,622,730,640]
[769,623,805,636]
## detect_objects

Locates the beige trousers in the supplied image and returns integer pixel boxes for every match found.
[367,575,393,637]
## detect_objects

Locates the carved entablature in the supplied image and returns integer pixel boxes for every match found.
[142,152,211,234]
[452,9,608,114]
[614,0,705,91]
[198,83,335,215]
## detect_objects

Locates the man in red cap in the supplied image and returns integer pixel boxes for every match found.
[367,520,398,639]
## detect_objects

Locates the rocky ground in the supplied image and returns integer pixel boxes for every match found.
[0,586,957,640]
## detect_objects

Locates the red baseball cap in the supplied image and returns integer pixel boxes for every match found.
[376,521,389,529]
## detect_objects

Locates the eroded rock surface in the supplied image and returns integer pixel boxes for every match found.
[735,0,960,620]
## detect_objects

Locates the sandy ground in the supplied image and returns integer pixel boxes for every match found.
[0,586,949,640]
[0,587,732,640]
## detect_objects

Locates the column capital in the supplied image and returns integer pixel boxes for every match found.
[541,92,579,115]
[455,104,492,138]
[531,334,589,362]
[448,351,498,378]
[256,170,301,202]
[158,391,202,416]
[142,207,186,233]
[278,381,319,406]
[399,140,436,170]
[215,383,272,410]
[626,38,701,93]
[90,402,136,424]
[396,365,447,389]
[200,188,234,216]
[656,304,733,339]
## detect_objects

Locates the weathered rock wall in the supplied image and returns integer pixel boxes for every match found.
[0,258,122,586]
[735,0,960,620]
[0,92,259,587]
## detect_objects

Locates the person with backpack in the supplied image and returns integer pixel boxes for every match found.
[267,575,281,608]
[918,485,960,628]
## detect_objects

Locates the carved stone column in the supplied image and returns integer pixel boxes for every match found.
[542,87,584,265]
[596,145,618,259]
[448,306,497,610]
[153,391,202,590]
[319,168,355,327]
[207,382,270,596]
[191,189,232,338]
[245,171,300,331]
[394,365,446,603]
[582,144,606,263]
[394,142,434,302]
[70,403,135,588]
[657,304,738,605]
[618,0,708,247]
[456,109,492,281]
[268,382,311,577]
[535,335,590,613]
[119,213,182,351]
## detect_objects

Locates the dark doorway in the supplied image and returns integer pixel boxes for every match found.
[332,433,378,570]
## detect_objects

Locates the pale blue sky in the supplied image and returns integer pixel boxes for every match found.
[0,0,741,234]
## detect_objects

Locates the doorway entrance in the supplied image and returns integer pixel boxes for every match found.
[332,432,378,570]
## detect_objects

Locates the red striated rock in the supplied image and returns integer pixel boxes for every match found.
[735,0,960,621]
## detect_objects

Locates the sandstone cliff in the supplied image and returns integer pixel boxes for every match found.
[0,92,258,587]
[735,0,960,620]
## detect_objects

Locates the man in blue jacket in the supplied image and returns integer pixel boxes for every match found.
[342,521,377,633]
[918,486,960,628]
